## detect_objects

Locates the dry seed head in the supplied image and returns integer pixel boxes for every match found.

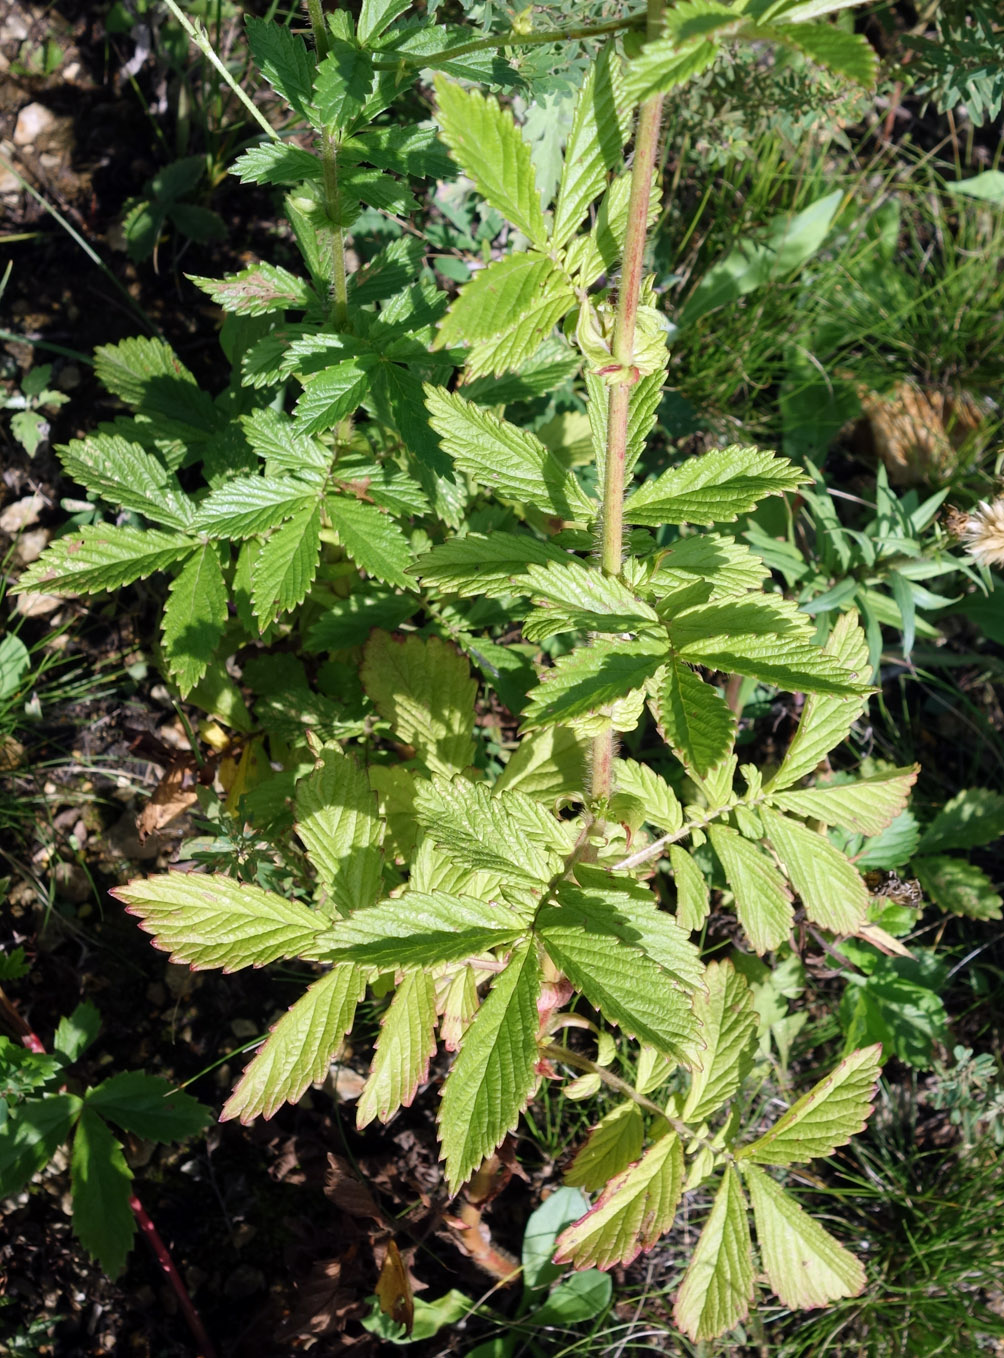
[945,497,1004,569]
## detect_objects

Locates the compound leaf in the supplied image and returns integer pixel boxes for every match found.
[918,787,1004,854]
[222,964,365,1122]
[738,1045,881,1165]
[913,855,1003,921]
[439,940,541,1192]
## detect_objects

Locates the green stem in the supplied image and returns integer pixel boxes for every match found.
[542,1044,728,1159]
[163,0,279,142]
[306,5,348,329]
[370,11,644,69]
[592,0,665,804]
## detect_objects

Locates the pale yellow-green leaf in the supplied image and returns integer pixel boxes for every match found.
[742,1162,865,1308]
[564,1102,645,1192]
[708,825,793,955]
[295,747,384,916]
[222,964,365,1122]
[674,1166,753,1341]
[760,805,868,934]
[738,1045,881,1166]
[670,845,710,933]
[770,766,918,837]
[554,1129,683,1269]
[357,971,438,1128]
[683,960,758,1123]
[361,630,476,778]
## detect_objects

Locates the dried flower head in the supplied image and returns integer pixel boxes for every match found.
[945,498,1004,569]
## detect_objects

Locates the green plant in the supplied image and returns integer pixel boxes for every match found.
[930,1044,1004,1149]
[745,460,983,673]
[14,0,942,1341]
[0,992,211,1278]
[121,154,226,264]
[0,362,69,458]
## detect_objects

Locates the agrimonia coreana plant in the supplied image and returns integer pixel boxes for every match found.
[17,0,920,1339]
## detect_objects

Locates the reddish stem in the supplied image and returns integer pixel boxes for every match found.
[130,1194,219,1358]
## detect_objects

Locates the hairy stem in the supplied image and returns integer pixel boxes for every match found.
[543,1043,727,1159]
[306,7,349,328]
[371,12,644,68]
[592,0,665,804]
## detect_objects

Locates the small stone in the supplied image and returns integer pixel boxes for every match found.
[0,493,45,532]
[13,102,58,147]
[16,591,61,618]
[13,527,49,566]
[52,860,91,904]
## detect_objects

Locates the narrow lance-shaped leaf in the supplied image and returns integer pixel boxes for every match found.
[670,845,711,933]
[326,493,413,591]
[222,964,366,1123]
[439,940,541,1192]
[252,501,322,627]
[413,776,563,887]
[742,1161,865,1309]
[112,873,332,971]
[434,77,547,246]
[738,1044,882,1165]
[674,1166,753,1342]
[58,434,194,530]
[435,253,557,350]
[357,970,438,1128]
[412,530,573,600]
[555,1129,684,1270]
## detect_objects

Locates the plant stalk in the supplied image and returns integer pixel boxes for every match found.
[306,7,349,328]
[592,0,665,803]
[370,12,645,68]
